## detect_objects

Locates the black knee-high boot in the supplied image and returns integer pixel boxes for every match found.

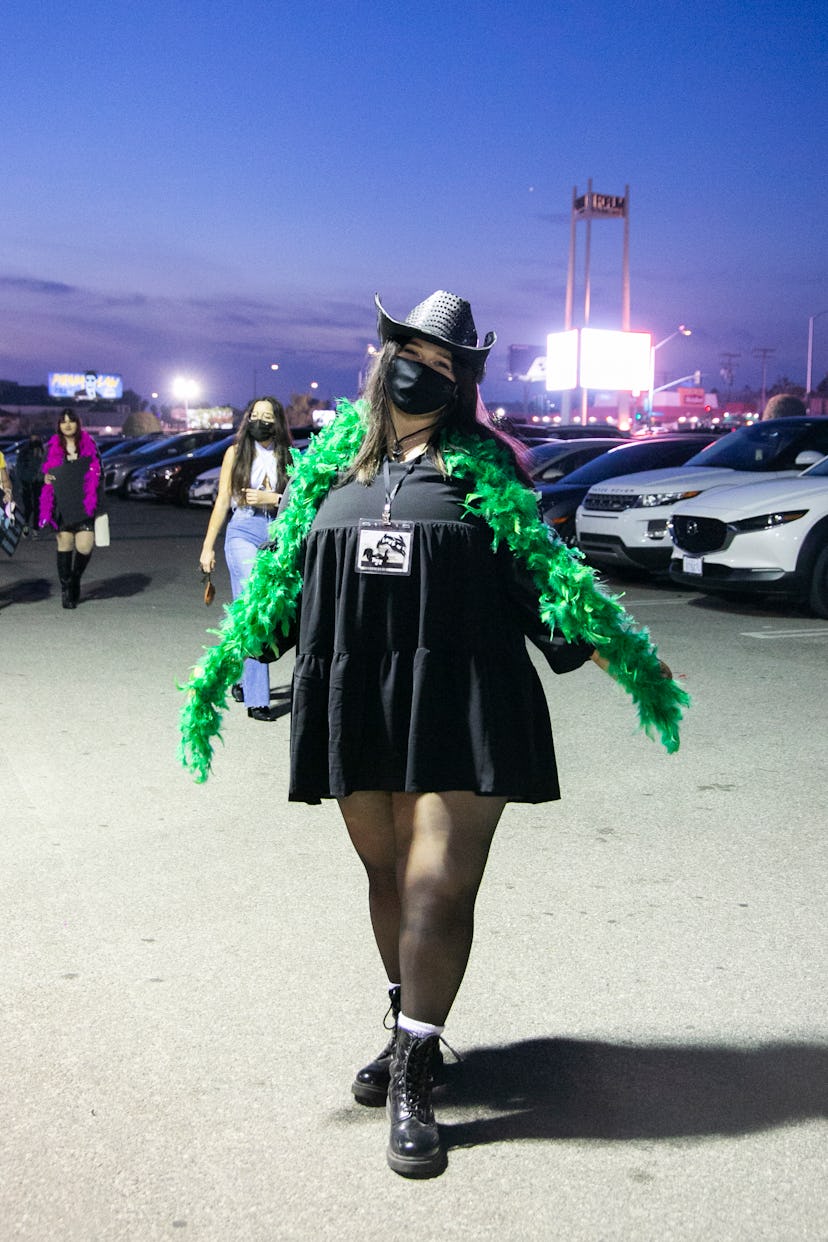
[71,550,92,604]
[56,551,75,609]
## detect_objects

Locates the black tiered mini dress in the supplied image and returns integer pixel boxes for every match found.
[288,456,593,804]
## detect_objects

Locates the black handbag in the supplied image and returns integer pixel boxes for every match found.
[0,507,26,557]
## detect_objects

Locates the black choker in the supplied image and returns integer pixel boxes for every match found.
[389,420,441,461]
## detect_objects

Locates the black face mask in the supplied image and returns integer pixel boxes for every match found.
[386,356,457,416]
[249,420,275,442]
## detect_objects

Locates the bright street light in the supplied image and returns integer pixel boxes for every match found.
[172,376,199,424]
[806,310,828,397]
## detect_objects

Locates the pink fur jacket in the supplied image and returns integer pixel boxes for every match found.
[39,431,102,529]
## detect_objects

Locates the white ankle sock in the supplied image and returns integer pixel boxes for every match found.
[398,1012,444,1039]
[387,981,401,994]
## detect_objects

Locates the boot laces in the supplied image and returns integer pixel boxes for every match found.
[402,1037,438,1113]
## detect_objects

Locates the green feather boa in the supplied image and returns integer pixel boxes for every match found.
[179,398,690,782]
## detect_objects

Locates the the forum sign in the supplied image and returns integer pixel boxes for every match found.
[48,371,124,401]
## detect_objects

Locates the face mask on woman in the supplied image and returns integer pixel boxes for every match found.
[249,420,275,442]
[386,356,457,416]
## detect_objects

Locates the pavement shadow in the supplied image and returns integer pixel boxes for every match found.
[438,1037,828,1147]
[83,573,152,601]
[0,577,53,608]
[684,591,812,620]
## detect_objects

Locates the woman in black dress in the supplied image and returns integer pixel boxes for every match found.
[181,290,686,1179]
[40,409,103,608]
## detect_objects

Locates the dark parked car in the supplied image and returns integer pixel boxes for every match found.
[539,434,713,546]
[128,434,236,504]
[528,437,628,486]
[100,432,165,459]
[104,430,229,494]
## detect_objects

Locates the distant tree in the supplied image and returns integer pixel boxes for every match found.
[123,409,163,435]
[285,392,326,428]
[816,373,828,395]
[761,393,807,420]
[121,388,145,413]
[768,377,805,398]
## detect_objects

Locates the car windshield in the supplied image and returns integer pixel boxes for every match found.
[803,454,828,477]
[682,422,822,472]
[127,436,182,458]
[557,439,700,487]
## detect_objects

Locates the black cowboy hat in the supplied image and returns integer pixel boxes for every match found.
[375,291,496,379]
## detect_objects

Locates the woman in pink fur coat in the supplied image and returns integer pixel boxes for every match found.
[39,409,102,608]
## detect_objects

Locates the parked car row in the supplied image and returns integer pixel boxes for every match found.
[19,413,827,617]
[560,417,828,618]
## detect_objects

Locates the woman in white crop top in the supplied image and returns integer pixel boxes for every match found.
[199,396,292,719]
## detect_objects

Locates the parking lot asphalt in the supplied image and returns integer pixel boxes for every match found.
[2,499,826,1241]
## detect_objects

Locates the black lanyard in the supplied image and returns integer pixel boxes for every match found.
[381,456,419,525]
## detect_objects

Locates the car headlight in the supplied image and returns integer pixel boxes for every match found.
[633,490,702,508]
[731,509,808,531]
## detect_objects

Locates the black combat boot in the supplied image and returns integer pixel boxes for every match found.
[57,551,75,609]
[70,550,92,605]
[386,1028,446,1178]
[352,985,401,1106]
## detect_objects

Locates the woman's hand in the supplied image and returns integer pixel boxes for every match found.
[244,488,281,508]
[199,548,216,574]
[44,473,56,485]
[591,649,674,679]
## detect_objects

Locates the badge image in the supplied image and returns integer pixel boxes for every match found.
[356,520,414,575]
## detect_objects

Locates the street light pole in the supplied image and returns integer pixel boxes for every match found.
[806,310,828,399]
[648,325,691,418]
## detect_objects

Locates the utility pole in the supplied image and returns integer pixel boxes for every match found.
[719,352,740,402]
[753,347,775,414]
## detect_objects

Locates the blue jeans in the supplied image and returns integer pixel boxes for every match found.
[224,509,273,708]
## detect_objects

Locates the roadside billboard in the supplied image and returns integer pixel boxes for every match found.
[48,371,124,400]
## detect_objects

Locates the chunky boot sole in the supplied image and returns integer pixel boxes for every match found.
[386,1136,447,1179]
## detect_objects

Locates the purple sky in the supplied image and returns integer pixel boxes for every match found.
[2,0,827,409]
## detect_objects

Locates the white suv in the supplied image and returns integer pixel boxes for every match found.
[575,418,828,572]
[668,453,828,616]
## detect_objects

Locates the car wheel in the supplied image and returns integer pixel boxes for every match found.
[809,545,828,618]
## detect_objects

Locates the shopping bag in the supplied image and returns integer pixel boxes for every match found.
[94,513,110,547]
[1,506,26,557]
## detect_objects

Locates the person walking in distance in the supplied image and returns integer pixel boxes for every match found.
[39,410,102,608]
[198,397,292,720]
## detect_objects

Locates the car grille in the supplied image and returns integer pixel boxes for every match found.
[583,493,638,512]
[671,514,728,554]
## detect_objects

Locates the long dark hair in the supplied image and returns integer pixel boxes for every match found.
[347,341,530,484]
[230,396,292,500]
[56,408,82,456]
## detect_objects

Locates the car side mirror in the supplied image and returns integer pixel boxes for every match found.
[795,450,824,468]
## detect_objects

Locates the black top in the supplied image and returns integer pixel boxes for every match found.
[288,455,593,804]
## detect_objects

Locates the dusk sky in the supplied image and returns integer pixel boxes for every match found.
[2,0,826,410]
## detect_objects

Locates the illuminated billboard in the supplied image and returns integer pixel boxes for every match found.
[545,330,579,390]
[579,329,651,391]
[48,371,124,400]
